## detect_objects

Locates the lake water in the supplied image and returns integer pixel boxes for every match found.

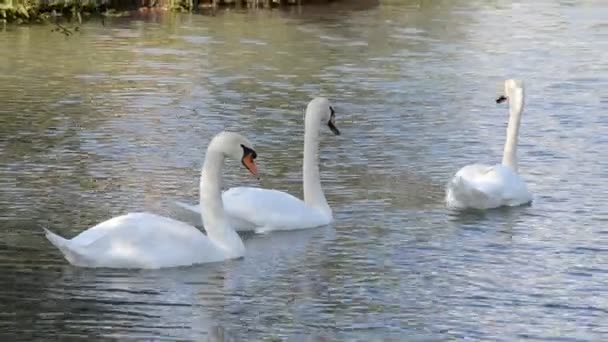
[1,0,607,340]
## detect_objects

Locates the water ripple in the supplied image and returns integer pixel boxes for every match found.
[0,1,607,340]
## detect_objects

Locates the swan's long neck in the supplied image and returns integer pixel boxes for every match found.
[303,114,331,216]
[200,150,244,256]
[501,88,524,172]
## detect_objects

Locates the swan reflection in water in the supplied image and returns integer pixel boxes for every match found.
[42,226,330,340]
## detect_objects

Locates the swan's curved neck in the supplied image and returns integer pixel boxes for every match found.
[501,88,524,172]
[303,115,331,216]
[200,150,244,255]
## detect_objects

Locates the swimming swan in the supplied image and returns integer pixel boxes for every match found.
[446,79,532,210]
[43,131,259,269]
[175,97,340,233]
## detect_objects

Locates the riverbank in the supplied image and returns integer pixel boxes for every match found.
[0,0,312,24]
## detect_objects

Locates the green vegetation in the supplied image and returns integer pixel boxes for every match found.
[0,0,305,24]
[2,0,92,24]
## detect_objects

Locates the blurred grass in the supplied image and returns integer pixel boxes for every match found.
[0,0,311,23]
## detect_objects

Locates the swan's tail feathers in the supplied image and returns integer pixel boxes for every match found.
[446,176,489,209]
[43,227,69,249]
[42,228,91,267]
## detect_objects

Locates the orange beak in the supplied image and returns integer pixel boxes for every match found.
[242,154,259,178]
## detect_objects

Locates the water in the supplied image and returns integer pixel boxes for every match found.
[1,0,607,340]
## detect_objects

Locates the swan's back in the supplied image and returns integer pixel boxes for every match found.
[222,187,332,232]
[45,213,224,269]
[446,164,531,209]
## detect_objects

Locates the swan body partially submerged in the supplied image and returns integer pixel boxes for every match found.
[44,132,259,269]
[176,97,340,233]
[446,79,532,210]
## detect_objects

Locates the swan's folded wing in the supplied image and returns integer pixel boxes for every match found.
[468,170,505,198]
[449,164,532,209]
[74,213,217,268]
[494,167,533,205]
[222,187,329,231]
[70,214,147,246]
[450,164,507,208]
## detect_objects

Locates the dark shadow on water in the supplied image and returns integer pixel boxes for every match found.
[446,203,534,236]
[280,0,381,14]
[448,202,533,221]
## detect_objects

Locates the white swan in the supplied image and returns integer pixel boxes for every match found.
[446,79,533,210]
[43,131,259,269]
[175,97,340,233]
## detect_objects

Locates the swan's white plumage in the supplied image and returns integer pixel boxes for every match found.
[446,79,533,210]
[175,97,338,232]
[177,187,332,233]
[224,187,331,233]
[43,131,256,269]
[445,164,532,209]
[44,213,225,268]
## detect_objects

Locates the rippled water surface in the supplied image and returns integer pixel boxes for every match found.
[1,0,607,340]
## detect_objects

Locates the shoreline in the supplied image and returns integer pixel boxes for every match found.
[0,0,328,24]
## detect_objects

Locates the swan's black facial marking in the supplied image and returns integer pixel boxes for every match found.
[327,106,340,135]
[240,144,259,178]
[240,144,257,159]
[496,95,507,104]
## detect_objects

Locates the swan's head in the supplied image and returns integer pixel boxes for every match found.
[496,79,524,104]
[210,131,259,178]
[306,97,340,135]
